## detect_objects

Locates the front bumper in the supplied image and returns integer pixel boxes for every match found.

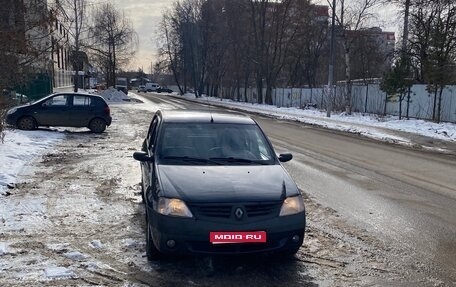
[147,206,305,255]
[105,116,112,126]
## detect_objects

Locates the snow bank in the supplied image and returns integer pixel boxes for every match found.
[98,87,130,102]
[183,95,456,143]
[0,129,64,195]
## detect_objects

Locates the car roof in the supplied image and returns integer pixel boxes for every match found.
[159,110,255,124]
[50,92,107,102]
[54,92,100,98]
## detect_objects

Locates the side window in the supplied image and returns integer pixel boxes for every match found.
[44,95,68,106]
[73,96,91,106]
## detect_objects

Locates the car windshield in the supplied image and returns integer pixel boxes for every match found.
[157,122,276,165]
[30,94,54,105]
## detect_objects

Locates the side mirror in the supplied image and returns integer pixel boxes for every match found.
[279,153,293,163]
[133,151,153,162]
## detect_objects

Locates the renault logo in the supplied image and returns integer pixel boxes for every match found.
[234,208,244,220]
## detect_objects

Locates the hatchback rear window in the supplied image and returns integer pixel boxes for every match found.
[73,96,92,106]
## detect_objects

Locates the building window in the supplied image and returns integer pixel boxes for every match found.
[61,48,65,70]
[57,48,60,69]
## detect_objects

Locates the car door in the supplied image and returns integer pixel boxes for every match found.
[33,94,71,126]
[69,95,95,127]
[142,116,160,199]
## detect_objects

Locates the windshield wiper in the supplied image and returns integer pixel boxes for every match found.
[163,156,221,165]
[209,157,269,165]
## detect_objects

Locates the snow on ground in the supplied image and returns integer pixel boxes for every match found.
[0,129,64,195]
[178,94,456,143]
[0,242,8,255]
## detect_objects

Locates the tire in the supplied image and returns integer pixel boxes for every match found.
[146,221,162,261]
[17,116,36,130]
[89,118,107,133]
[140,179,145,203]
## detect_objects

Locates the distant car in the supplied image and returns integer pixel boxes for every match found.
[6,93,112,133]
[145,83,160,92]
[156,87,173,93]
[137,85,146,93]
[133,110,305,260]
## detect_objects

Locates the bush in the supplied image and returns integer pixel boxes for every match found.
[0,96,12,143]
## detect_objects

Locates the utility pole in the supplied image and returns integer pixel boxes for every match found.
[327,0,336,117]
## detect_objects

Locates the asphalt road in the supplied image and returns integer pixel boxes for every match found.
[141,93,456,285]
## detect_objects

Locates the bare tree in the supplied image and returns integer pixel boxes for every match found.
[158,10,185,95]
[56,0,90,92]
[89,3,138,87]
[0,0,55,137]
[284,2,329,89]
[328,0,381,114]
[413,0,456,122]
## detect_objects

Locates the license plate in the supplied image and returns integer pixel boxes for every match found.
[210,231,267,244]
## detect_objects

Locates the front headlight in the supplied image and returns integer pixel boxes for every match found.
[7,107,17,115]
[279,196,305,216]
[156,198,193,218]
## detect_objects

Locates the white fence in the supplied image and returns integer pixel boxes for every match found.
[219,84,456,123]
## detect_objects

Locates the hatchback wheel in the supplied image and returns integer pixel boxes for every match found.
[17,116,36,130]
[146,221,162,260]
[89,118,106,133]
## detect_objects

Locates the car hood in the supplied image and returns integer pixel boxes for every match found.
[157,165,299,203]
[12,103,32,110]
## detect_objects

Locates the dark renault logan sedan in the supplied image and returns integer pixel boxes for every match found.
[6,93,112,133]
[134,110,305,260]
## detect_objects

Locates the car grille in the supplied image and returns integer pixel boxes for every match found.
[244,203,280,217]
[188,202,282,220]
[190,205,232,218]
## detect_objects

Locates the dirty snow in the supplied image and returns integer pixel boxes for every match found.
[123,238,141,249]
[46,243,70,252]
[0,129,64,195]
[98,87,130,102]
[64,251,89,261]
[89,239,104,249]
[1,197,49,231]
[44,266,75,279]
[179,94,456,143]
[0,242,8,255]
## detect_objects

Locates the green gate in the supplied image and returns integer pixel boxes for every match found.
[16,73,52,100]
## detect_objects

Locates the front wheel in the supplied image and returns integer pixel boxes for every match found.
[146,221,162,261]
[140,179,145,203]
[89,118,107,133]
[17,116,36,130]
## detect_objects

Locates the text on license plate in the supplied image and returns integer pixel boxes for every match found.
[210,231,267,244]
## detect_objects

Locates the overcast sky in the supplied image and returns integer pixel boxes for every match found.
[102,0,401,72]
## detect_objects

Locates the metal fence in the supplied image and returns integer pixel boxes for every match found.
[220,84,456,123]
